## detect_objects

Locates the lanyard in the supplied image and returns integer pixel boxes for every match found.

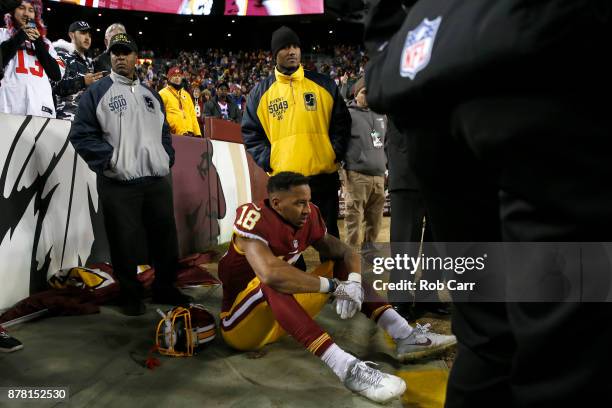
[169,87,186,118]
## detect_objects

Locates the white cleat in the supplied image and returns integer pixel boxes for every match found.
[344,360,407,404]
[396,323,457,362]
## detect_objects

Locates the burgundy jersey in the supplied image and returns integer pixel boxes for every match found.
[218,199,327,311]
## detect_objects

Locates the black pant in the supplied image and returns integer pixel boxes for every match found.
[401,96,612,408]
[98,175,179,299]
[308,172,340,238]
[389,189,441,304]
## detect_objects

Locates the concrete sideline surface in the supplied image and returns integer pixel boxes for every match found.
[1,285,448,408]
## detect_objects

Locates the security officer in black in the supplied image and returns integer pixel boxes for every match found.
[365,1,612,407]
[387,118,450,319]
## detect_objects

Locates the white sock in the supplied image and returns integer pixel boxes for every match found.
[377,308,413,340]
[320,343,357,382]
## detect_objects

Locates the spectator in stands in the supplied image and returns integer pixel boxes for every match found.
[69,33,192,316]
[228,83,246,113]
[192,85,204,121]
[202,88,212,103]
[343,78,387,253]
[204,82,240,123]
[53,21,105,121]
[145,63,154,83]
[93,22,125,73]
[159,66,201,137]
[0,0,63,118]
[242,26,351,239]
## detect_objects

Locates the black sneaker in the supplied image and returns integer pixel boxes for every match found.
[120,299,147,316]
[0,326,24,353]
[152,286,193,306]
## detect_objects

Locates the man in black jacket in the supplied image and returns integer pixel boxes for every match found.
[204,82,241,123]
[386,118,450,320]
[365,1,612,407]
[53,21,105,120]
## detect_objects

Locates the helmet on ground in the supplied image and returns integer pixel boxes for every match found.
[155,304,216,357]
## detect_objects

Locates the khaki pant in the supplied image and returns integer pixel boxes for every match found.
[343,170,386,250]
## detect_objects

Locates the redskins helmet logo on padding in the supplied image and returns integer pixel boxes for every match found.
[155,304,216,357]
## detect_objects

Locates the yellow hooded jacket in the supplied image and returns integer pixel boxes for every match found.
[241,65,350,176]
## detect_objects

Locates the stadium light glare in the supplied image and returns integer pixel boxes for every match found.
[190,18,194,22]
[96,28,101,32]
[329,30,334,34]
[231,19,235,23]
[144,16,148,20]
[138,31,143,35]
[98,13,102,17]
[46,7,50,11]
[189,33,193,37]
[227,33,232,37]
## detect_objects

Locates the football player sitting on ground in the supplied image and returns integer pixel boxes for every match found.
[218,172,456,404]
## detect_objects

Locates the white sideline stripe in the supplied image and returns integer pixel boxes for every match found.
[221,289,264,328]
[233,226,269,245]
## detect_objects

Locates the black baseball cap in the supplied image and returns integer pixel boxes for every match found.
[69,21,91,33]
[108,33,138,54]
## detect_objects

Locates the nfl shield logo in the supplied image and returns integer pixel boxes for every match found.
[399,16,442,80]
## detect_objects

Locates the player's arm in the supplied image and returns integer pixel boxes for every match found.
[313,233,364,319]
[33,37,61,81]
[237,235,324,294]
[312,233,361,276]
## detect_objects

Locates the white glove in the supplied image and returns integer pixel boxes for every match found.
[333,273,364,319]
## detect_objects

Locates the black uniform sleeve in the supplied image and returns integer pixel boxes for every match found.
[33,37,61,81]
[53,52,86,96]
[0,29,27,68]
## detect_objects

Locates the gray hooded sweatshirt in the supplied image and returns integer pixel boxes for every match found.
[344,99,387,177]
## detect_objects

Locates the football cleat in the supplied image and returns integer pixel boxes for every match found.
[344,360,406,404]
[396,323,457,362]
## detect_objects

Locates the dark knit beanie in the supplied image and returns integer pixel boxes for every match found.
[271,26,301,57]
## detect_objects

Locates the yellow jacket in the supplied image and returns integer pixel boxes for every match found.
[159,86,201,136]
[241,65,350,176]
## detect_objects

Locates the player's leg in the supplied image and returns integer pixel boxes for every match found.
[97,177,146,315]
[344,170,368,251]
[309,172,341,239]
[142,176,192,305]
[362,174,385,245]
[332,261,457,361]
[221,271,406,403]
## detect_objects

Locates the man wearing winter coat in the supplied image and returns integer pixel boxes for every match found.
[342,77,387,252]
[53,20,105,120]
